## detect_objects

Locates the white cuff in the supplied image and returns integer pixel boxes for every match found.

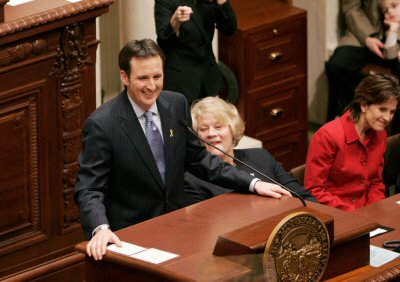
[92,224,110,237]
[249,178,260,193]
[385,32,398,48]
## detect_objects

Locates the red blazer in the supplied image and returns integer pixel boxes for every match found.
[305,111,387,211]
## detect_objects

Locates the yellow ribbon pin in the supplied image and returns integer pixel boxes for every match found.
[170,129,174,137]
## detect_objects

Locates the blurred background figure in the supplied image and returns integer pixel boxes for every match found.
[305,74,400,211]
[381,0,400,59]
[325,0,400,135]
[154,0,237,104]
[184,96,317,205]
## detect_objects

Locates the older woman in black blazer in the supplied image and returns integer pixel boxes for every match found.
[154,0,237,104]
[184,97,317,205]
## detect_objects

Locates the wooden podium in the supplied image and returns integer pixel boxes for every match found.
[0,0,112,280]
[76,193,383,281]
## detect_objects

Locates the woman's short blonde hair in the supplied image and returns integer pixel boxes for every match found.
[191,96,245,146]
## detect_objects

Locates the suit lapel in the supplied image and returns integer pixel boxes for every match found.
[117,92,165,190]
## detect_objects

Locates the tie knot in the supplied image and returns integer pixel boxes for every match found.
[144,111,153,123]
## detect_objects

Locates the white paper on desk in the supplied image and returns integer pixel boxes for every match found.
[107,241,146,256]
[7,0,34,6]
[131,248,179,264]
[370,245,400,267]
[370,228,389,238]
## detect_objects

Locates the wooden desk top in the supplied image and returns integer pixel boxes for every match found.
[326,194,400,281]
[76,193,380,281]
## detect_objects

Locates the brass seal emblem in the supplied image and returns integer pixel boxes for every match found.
[264,212,330,282]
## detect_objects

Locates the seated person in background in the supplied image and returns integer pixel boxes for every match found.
[381,0,400,60]
[184,96,317,205]
[305,74,400,212]
[381,0,400,196]
[326,0,400,135]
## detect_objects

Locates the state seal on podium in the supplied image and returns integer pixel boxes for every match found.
[264,211,330,281]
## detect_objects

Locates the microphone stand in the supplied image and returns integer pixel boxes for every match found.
[179,120,307,207]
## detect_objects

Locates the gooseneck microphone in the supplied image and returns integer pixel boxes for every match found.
[179,120,307,207]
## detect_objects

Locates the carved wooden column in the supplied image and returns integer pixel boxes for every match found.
[49,23,92,230]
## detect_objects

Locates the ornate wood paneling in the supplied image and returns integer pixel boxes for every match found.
[0,39,47,66]
[0,0,112,280]
[0,90,46,255]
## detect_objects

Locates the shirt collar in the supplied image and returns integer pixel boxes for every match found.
[126,92,159,118]
[340,110,376,145]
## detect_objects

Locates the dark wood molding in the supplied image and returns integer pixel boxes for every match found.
[365,265,400,282]
[0,39,47,66]
[2,252,85,282]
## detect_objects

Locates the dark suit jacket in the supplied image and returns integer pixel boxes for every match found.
[184,148,318,205]
[154,0,237,103]
[75,90,254,239]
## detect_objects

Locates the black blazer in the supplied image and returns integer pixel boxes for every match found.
[155,0,237,103]
[184,148,318,205]
[75,90,254,239]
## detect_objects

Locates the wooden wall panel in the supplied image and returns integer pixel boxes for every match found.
[0,0,112,280]
[0,93,44,250]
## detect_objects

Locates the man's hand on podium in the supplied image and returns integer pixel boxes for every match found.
[86,229,122,260]
[254,181,292,198]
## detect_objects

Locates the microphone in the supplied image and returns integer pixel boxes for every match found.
[179,120,307,207]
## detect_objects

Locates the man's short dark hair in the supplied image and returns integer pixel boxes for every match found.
[118,38,166,77]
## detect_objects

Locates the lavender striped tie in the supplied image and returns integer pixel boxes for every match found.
[144,112,166,184]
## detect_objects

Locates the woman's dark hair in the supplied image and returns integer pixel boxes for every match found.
[346,73,400,122]
[118,38,166,77]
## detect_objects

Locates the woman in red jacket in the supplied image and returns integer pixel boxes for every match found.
[305,74,400,211]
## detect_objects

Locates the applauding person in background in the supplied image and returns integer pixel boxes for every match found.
[154,0,237,104]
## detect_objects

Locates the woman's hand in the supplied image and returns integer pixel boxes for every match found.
[254,181,292,198]
[170,6,193,36]
[365,37,384,59]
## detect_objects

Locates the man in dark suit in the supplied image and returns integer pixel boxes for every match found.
[74,38,291,260]
[154,0,237,104]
